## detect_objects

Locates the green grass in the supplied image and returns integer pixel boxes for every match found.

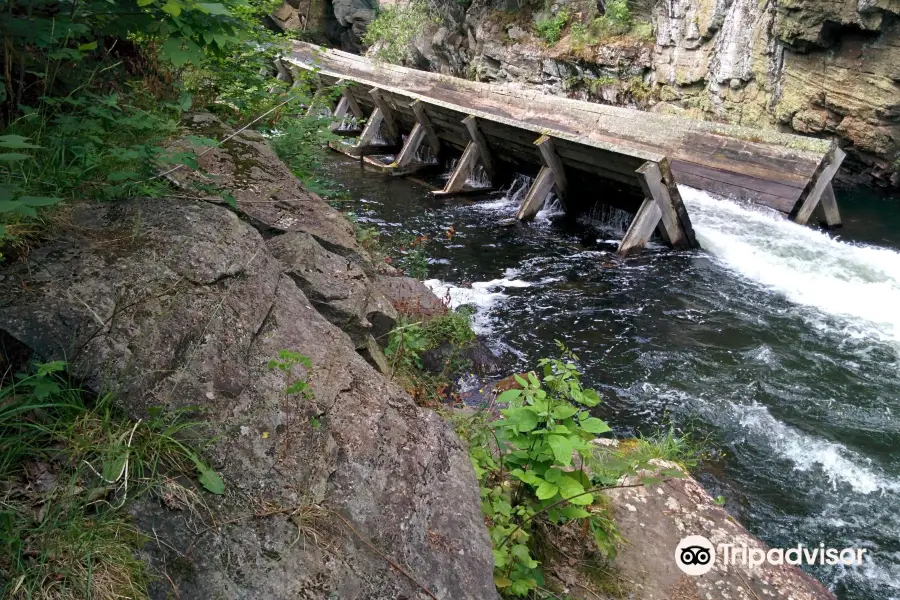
[385,308,478,405]
[0,362,218,600]
[621,427,703,470]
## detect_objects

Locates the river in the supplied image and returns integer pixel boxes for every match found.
[323,155,900,600]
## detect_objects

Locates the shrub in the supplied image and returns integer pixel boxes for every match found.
[363,1,436,64]
[457,344,686,597]
[533,10,570,45]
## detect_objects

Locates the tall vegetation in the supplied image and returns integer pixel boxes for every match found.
[0,0,328,260]
[456,344,686,597]
[362,0,435,64]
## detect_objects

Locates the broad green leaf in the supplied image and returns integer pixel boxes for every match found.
[137,0,154,5]
[510,578,537,595]
[0,153,30,162]
[511,544,539,569]
[198,467,225,494]
[535,480,559,500]
[580,417,611,434]
[581,388,601,407]
[502,407,539,432]
[0,135,41,149]
[513,374,528,387]
[198,2,230,14]
[509,468,539,485]
[550,404,578,419]
[496,388,521,404]
[492,548,507,568]
[494,577,512,588]
[568,489,594,505]
[161,0,182,16]
[557,475,586,500]
[547,435,574,466]
[560,506,590,519]
[78,41,98,51]
[36,361,66,376]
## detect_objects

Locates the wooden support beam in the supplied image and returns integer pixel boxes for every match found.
[516,167,555,221]
[329,96,350,132]
[412,100,441,155]
[636,160,695,249]
[357,107,384,147]
[394,122,426,169]
[617,198,662,257]
[369,88,400,143]
[817,183,843,228]
[440,141,481,194]
[793,147,846,225]
[535,135,567,210]
[463,116,495,183]
[342,87,364,119]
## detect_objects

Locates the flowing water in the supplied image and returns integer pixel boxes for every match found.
[324,156,900,600]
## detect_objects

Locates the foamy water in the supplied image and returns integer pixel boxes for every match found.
[682,187,900,345]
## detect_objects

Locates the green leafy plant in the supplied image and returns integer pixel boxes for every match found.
[533,10,569,45]
[268,350,314,398]
[363,0,437,64]
[460,344,686,596]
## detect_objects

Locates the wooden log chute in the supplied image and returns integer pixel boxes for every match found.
[286,43,845,256]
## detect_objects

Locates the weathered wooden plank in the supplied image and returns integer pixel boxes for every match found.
[536,136,567,206]
[342,87,364,119]
[636,161,695,249]
[516,167,555,221]
[671,168,797,213]
[330,96,350,132]
[369,88,400,143]
[395,122,426,169]
[817,183,842,228]
[412,100,441,155]
[357,107,384,147]
[463,116,495,183]
[617,198,662,257]
[670,159,804,203]
[793,147,847,225]
[443,141,480,194]
[677,132,817,182]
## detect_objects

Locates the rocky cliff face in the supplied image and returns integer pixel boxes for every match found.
[0,114,498,600]
[285,0,900,188]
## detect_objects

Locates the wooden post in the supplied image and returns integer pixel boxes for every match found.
[462,116,494,183]
[369,88,400,144]
[535,135,567,211]
[636,160,694,249]
[342,87,364,119]
[817,183,843,228]
[441,142,481,194]
[330,96,350,132]
[394,123,426,169]
[411,100,441,156]
[793,147,846,225]
[617,198,663,257]
[516,167,555,221]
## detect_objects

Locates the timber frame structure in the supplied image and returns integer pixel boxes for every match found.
[281,43,845,256]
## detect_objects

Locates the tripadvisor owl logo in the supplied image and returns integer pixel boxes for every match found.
[675,535,716,576]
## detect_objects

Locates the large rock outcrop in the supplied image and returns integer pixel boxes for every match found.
[0,121,497,599]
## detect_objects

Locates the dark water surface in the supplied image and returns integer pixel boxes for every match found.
[324,156,900,600]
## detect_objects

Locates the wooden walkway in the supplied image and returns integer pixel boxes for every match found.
[282,42,845,255]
